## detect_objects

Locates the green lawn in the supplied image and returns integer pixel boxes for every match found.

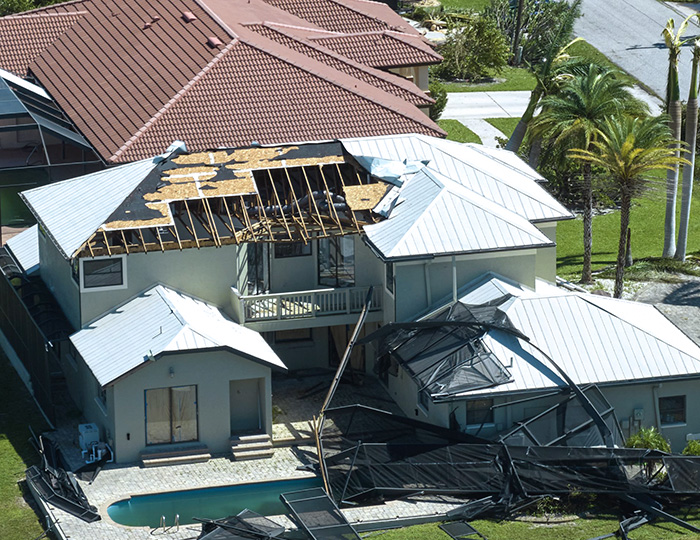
[0,352,48,540]
[438,119,482,143]
[556,183,700,280]
[485,117,521,139]
[440,66,537,93]
[437,0,491,11]
[377,513,700,539]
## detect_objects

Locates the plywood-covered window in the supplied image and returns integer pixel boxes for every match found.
[145,385,198,445]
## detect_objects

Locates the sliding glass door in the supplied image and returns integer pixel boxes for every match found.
[145,385,198,445]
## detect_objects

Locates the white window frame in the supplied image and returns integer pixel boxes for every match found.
[79,255,128,293]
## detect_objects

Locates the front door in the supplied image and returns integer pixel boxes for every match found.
[145,385,198,445]
[229,378,262,434]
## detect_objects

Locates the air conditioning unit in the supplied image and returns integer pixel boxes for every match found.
[78,423,100,451]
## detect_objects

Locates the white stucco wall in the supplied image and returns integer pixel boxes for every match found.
[38,229,80,328]
[394,250,537,321]
[535,222,558,282]
[79,244,240,326]
[110,349,272,463]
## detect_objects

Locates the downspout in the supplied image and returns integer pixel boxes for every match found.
[424,262,432,306]
[452,256,457,302]
[652,383,662,430]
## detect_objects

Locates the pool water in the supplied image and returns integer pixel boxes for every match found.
[107,476,322,527]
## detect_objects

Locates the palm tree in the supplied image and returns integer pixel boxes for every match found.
[506,37,591,153]
[676,38,700,260]
[662,16,692,257]
[569,116,688,298]
[529,66,648,283]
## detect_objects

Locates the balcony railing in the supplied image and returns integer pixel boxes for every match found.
[231,286,382,323]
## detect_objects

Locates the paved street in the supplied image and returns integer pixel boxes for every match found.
[575,0,700,98]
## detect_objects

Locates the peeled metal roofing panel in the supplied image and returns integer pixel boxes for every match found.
[70,285,286,386]
[20,158,158,259]
[5,224,39,274]
[341,134,572,223]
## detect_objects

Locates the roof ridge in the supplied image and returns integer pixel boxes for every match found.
[571,294,700,362]
[324,0,399,31]
[5,11,87,19]
[425,139,568,217]
[110,40,239,161]
[255,22,432,104]
[261,21,341,36]
[384,171,444,257]
[311,30,440,62]
[15,0,87,15]
[429,169,553,244]
[236,30,441,135]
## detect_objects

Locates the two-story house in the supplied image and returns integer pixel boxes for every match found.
[8,134,573,463]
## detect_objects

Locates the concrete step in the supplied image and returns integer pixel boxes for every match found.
[140,444,211,468]
[230,433,273,461]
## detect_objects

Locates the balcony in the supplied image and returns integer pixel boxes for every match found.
[230,286,383,330]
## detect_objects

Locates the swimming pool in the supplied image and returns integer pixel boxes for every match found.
[107,476,322,527]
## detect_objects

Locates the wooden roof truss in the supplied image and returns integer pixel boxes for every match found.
[78,161,379,257]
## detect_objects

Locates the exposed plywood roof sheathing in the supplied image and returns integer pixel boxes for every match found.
[76,142,382,257]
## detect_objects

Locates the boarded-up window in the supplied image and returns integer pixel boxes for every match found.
[145,385,198,445]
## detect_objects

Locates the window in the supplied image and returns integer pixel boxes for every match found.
[385,262,394,294]
[467,398,494,425]
[145,385,198,445]
[81,256,126,291]
[247,243,270,295]
[659,395,686,425]
[318,237,355,287]
[274,242,311,258]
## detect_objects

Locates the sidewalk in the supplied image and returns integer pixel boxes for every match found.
[441,86,663,148]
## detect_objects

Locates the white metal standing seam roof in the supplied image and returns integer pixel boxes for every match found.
[20,158,159,259]
[362,168,554,260]
[450,276,700,398]
[5,225,39,274]
[341,134,573,223]
[70,285,287,386]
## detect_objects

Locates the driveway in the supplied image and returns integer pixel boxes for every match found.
[575,0,700,98]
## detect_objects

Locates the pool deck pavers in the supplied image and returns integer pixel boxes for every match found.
[39,373,460,539]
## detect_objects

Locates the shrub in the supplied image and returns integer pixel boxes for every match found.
[433,13,509,81]
[429,77,447,121]
[626,426,671,482]
[683,439,700,456]
[484,0,581,66]
[625,426,671,452]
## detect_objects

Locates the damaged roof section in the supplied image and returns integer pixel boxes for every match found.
[24,141,387,258]
[21,135,574,262]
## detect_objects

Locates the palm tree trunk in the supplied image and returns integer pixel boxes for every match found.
[676,47,700,260]
[581,162,593,284]
[506,86,543,152]
[614,189,632,299]
[662,99,682,257]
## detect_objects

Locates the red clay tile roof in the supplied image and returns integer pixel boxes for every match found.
[247,22,433,106]
[0,12,85,76]
[30,0,228,161]
[113,31,444,162]
[7,0,442,164]
[260,0,414,34]
[20,0,88,15]
[311,31,442,68]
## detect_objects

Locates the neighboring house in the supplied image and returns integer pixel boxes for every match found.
[8,134,571,463]
[379,273,700,452]
[0,0,443,224]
